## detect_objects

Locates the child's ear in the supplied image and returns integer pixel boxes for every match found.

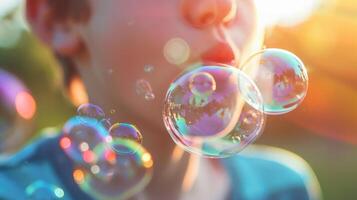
[26,0,82,57]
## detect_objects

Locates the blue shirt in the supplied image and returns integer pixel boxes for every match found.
[0,135,321,200]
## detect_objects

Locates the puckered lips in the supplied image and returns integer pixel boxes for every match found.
[201,42,237,66]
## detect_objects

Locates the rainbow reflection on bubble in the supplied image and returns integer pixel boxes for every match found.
[241,48,308,115]
[109,123,143,154]
[26,181,65,199]
[60,116,108,166]
[163,65,265,158]
[189,72,217,97]
[73,139,153,200]
[62,104,154,199]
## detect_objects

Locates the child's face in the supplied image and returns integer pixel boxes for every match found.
[75,0,262,138]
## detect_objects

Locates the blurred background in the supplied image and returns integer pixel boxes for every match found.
[0,0,356,199]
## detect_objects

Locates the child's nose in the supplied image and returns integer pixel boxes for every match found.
[181,0,237,28]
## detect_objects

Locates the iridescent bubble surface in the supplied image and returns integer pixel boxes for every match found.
[77,103,105,123]
[241,48,308,115]
[163,65,265,157]
[60,117,108,166]
[0,69,25,144]
[189,72,217,97]
[109,123,143,154]
[73,139,153,200]
[62,104,154,198]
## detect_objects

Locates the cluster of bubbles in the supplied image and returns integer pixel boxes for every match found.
[163,48,308,158]
[60,103,153,200]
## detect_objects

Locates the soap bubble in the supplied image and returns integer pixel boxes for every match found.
[109,123,143,154]
[144,92,155,101]
[241,48,308,115]
[136,79,155,101]
[163,65,265,158]
[26,181,65,199]
[144,64,154,73]
[189,72,217,97]
[77,103,105,123]
[60,117,108,166]
[109,109,116,115]
[73,139,153,200]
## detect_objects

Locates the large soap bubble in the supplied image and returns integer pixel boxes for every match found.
[241,48,308,115]
[163,65,265,158]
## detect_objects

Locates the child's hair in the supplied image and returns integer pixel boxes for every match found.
[45,0,90,90]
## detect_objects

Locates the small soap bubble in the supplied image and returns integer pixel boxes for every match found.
[109,123,143,154]
[189,72,217,96]
[77,103,105,123]
[136,79,155,101]
[73,139,153,200]
[241,48,308,115]
[144,65,154,73]
[144,92,155,101]
[163,65,265,158]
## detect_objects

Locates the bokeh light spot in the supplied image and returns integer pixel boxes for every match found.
[73,169,85,184]
[54,188,64,198]
[164,38,190,66]
[15,91,36,120]
[60,137,71,149]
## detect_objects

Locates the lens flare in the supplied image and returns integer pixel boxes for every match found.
[77,103,105,123]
